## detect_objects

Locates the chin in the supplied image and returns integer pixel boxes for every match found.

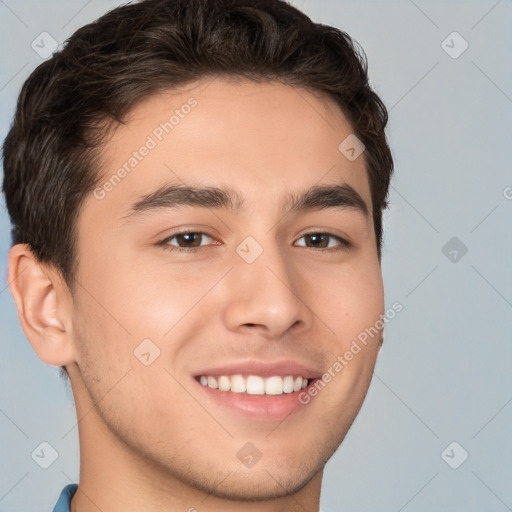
[171,446,328,503]
[193,464,321,502]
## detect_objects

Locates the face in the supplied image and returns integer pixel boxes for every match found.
[71,77,384,500]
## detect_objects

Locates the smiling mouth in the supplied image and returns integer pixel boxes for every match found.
[196,374,309,396]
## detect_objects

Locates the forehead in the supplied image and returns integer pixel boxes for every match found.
[84,77,372,225]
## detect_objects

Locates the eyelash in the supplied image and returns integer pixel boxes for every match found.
[158,230,351,253]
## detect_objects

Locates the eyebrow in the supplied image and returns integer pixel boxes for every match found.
[121,182,369,221]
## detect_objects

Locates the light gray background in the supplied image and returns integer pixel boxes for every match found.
[1,1,511,511]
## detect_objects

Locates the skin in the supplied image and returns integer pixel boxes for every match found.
[8,77,384,511]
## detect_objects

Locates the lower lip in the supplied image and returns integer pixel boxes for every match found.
[195,379,316,421]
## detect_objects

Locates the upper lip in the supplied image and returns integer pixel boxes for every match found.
[193,359,322,379]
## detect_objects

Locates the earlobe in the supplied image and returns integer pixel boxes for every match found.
[7,244,76,367]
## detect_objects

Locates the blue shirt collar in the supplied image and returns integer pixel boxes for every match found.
[53,484,78,512]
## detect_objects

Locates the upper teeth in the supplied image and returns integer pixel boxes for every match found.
[199,375,309,395]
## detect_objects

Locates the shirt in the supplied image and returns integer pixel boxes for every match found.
[52,484,78,512]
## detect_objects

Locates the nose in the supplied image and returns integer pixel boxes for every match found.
[221,239,313,338]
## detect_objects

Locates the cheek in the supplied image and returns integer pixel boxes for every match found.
[72,297,169,436]
[302,265,383,420]
[72,251,215,402]
[72,295,130,386]
[313,261,385,346]
[75,242,200,341]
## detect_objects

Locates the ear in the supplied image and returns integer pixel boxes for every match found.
[7,244,76,367]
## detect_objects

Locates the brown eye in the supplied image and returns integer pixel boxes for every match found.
[163,232,214,249]
[295,233,349,249]
[304,233,329,248]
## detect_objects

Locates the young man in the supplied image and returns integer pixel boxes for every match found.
[2,0,394,510]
